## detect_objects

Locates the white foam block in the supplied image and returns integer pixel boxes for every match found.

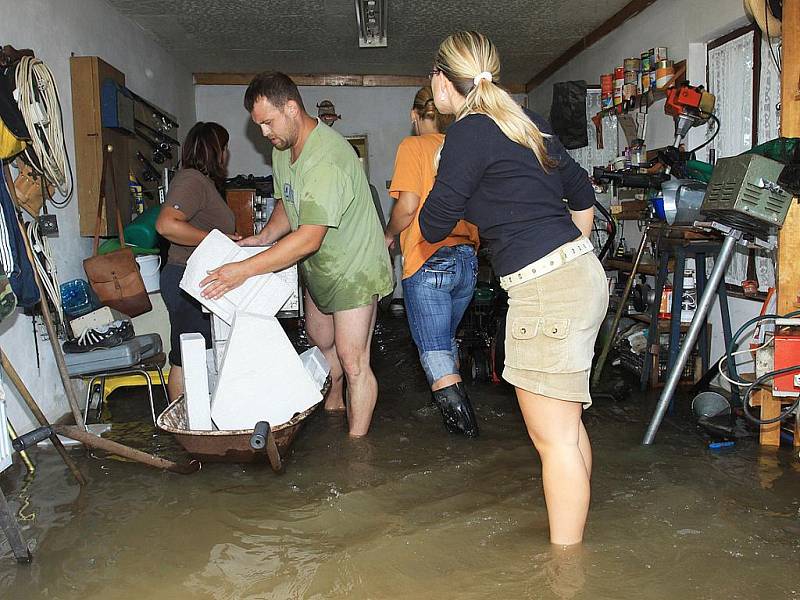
[180,333,213,431]
[300,346,330,390]
[239,247,299,313]
[211,312,322,430]
[180,230,293,324]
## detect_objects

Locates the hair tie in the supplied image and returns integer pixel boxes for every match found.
[473,71,492,86]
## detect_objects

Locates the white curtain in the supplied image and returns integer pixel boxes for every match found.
[707,30,755,158]
[758,37,781,144]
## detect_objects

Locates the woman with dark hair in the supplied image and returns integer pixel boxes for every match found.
[156,121,240,401]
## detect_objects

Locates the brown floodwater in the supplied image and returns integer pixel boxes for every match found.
[1,317,799,600]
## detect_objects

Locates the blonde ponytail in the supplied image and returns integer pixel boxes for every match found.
[435,31,557,171]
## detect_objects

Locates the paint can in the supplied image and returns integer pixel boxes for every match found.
[623,57,641,73]
[641,51,651,73]
[613,67,624,106]
[624,69,638,85]
[623,83,638,101]
[641,72,651,91]
[653,47,668,62]
[655,60,675,90]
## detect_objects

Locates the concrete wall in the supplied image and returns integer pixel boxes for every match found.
[0,0,196,431]
[527,0,765,368]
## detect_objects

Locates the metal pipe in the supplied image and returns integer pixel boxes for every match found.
[6,419,35,475]
[591,225,650,388]
[642,231,739,444]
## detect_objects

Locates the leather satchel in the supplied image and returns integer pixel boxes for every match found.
[83,146,151,317]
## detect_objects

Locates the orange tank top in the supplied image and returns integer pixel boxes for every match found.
[389,133,479,279]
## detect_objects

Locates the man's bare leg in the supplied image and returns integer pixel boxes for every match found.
[304,291,345,412]
[333,297,379,436]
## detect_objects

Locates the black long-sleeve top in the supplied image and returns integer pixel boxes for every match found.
[418,109,595,277]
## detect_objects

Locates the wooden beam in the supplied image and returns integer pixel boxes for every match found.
[525,0,659,93]
[768,0,800,447]
[194,71,526,92]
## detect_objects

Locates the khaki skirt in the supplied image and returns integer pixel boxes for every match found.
[502,251,609,407]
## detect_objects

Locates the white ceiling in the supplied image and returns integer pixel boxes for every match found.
[107,0,633,85]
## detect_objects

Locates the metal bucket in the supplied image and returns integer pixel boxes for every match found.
[691,390,731,419]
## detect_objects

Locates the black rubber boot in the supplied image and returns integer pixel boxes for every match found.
[431,382,479,438]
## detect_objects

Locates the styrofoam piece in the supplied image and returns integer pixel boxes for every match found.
[180,333,213,431]
[0,397,12,474]
[211,312,322,430]
[180,230,293,324]
[238,246,300,314]
[300,346,330,390]
[210,313,231,371]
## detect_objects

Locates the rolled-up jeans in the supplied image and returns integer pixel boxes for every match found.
[402,244,477,385]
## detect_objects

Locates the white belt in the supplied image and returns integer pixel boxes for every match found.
[499,238,594,290]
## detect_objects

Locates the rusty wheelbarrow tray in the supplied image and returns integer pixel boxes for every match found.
[156,378,329,471]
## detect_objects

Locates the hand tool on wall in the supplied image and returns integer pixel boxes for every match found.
[134,126,171,164]
[135,151,161,182]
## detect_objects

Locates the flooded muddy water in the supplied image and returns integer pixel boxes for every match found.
[1,317,799,599]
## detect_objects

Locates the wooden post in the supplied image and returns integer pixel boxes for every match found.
[778,0,800,447]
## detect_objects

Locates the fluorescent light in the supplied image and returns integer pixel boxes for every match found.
[355,0,387,48]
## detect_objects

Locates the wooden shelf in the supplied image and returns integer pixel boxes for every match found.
[605,258,661,276]
[593,60,687,120]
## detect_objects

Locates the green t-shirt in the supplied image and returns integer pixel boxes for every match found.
[272,120,393,313]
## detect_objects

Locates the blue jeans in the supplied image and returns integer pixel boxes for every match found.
[402,245,477,385]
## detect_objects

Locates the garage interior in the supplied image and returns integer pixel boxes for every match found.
[0,1,799,598]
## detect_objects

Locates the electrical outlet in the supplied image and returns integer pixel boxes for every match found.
[38,214,58,236]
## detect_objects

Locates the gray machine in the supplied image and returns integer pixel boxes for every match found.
[642,154,796,445]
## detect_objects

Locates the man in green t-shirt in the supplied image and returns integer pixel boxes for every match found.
[201,72,393,437]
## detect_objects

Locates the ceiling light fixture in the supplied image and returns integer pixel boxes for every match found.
[355,0,387,48]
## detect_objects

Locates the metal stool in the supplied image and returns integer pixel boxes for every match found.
[80,352,169,427]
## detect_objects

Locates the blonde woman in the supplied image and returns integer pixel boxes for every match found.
[385,86,481,437]
[419,32,608,545]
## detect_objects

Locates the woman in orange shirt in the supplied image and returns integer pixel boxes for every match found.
[385,86,481,437]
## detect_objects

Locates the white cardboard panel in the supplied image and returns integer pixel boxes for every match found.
[211,312,322,430]
[180,230,293,324]
[180,333,213,431]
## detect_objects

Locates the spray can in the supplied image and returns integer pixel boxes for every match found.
[613,67,624,106]
[601,73,614,109]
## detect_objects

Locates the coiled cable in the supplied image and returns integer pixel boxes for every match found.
[15,56,73,206]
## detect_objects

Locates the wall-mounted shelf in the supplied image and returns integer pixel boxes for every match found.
[70,56,179,237]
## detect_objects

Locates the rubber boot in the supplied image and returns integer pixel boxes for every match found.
[431,382,479,438]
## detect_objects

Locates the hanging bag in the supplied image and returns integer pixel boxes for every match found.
[83,146,151,317]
